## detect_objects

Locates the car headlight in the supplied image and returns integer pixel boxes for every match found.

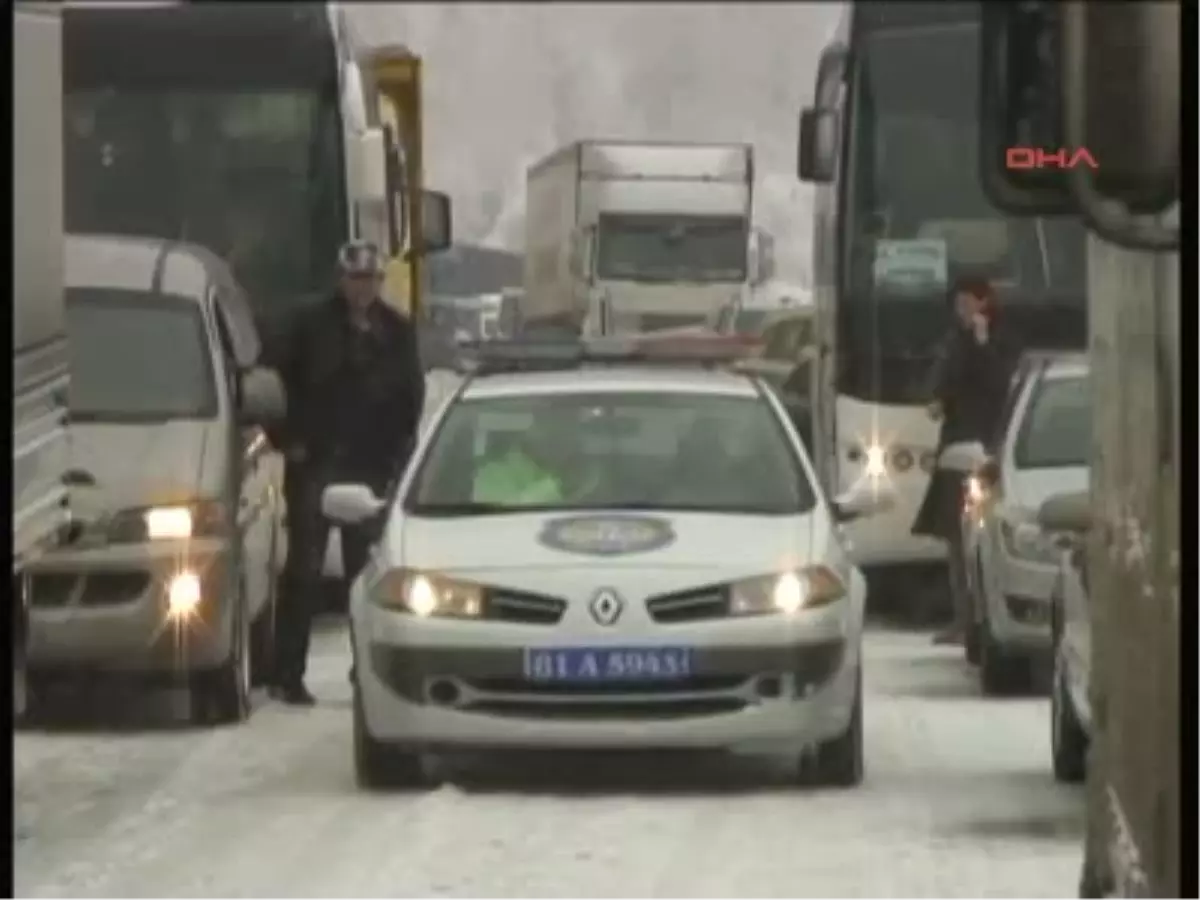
[105,501,225,543]
[728,566,847,616]
[374,569,485,619]
[1000,519,1059,564]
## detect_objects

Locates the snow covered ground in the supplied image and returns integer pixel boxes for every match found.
[14,627,1085,898]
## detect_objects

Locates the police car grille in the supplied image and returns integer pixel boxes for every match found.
[463,675,746,696]
[483,589,566,625]
[646,586,730,623]
[466,698,747,720]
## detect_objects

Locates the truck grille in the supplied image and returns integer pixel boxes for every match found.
[646,586,730,623]
[483,588,565,625]
[30,571,151,609]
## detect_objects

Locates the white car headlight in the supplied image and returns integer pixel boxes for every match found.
[1000,519,1059,564]
[728,566,847,616]
[374,569,485,619]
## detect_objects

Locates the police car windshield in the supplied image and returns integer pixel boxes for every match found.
[1014,373,1091,469]
[409,391,815,516]
[66,288,218,422]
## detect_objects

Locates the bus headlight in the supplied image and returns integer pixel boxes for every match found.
[864,444,887,478]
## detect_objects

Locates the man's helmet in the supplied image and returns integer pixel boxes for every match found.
[337,239,384,276]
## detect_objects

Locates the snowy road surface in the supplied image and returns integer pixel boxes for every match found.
[15,628,1084,898]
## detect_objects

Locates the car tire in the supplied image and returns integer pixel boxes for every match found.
[979,615,1029,697]
[1051,654,1088,783]
[353,682,430,791]
[191,589,252,726]
[806,666,864,788]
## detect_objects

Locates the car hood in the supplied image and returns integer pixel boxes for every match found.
[66,421,217,522]
[1009,466,1089,515]
[397,510,822,578]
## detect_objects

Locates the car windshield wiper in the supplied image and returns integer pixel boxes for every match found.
[410,502,559,517]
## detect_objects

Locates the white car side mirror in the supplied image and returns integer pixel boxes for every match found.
[322,483,386,525]
[1037,490,1092,535]
[833,485,897,523]
[937,441,989,474]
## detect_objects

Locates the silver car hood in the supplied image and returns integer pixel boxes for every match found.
[67,421,218,521]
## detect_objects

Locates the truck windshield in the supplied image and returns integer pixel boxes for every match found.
[596,214,748,283]
[66,288,218,422]
[409,392,814,516]
[838,15,1087,403]
[65,88,345,324]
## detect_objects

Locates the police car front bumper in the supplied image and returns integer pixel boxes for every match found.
[353,599,860,752]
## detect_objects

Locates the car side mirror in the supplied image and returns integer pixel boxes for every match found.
[322,483,387,525]
[797,106,837,184]
[238,366,286,425]
[978,2,1177,216]
[1037,489,1092,535]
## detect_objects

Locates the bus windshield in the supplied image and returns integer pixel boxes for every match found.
[65,87,345,322]
[838,18,1087,402]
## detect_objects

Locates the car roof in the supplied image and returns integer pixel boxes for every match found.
[460,365,761,401]
[65,233,219,303]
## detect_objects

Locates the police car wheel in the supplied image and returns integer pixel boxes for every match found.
[352,685,430,791]
[803,666,864,788]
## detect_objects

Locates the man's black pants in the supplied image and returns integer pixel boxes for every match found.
[272,463,382,688]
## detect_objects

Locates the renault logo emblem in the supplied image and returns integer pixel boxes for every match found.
[589,588,623,626]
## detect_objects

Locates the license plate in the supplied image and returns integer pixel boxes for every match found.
[523,646,693,682]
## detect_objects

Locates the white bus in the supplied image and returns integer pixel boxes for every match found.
[796,2,1087,605]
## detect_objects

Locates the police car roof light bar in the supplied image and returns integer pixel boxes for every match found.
[459,335,756,376]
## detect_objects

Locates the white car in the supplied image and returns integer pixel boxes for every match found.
[1039,490,1093,783]
[324,339,891,790]
[957,354,1091,695]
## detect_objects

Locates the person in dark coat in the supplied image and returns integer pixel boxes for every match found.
[265,240,426,705]
[912,275,1019,645]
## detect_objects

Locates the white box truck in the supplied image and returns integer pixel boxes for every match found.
[522,140,773,336]
[14,1,71,715]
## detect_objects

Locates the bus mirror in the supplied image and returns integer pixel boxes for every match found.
[978,2,1177,216]
[797,107,836,183]
[353,128,389,206]
[418,190,453,255]
[570,227,596,283]
[749,229,775,286]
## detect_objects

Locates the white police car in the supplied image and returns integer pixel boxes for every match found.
[323,338,894,789]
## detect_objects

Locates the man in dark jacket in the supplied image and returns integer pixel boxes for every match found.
[266,240,425,705]
[913,275,1018,645]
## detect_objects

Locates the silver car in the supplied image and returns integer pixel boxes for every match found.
[24,235,285,726]
[324,340,892,790]
[958,354,1091,695]
[1039,489,1093,783]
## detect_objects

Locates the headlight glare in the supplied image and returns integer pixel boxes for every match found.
[376,569,485,619]
[146,506,194,540]
[730,566,846,616]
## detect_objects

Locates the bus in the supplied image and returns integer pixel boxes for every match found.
[796,1,1088,602]
[62,2,451,341]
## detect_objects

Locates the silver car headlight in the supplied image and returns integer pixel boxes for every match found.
[105,501,226,543]
[728,566,847,616]
[1000,519,1059,565]
[374,568,485,619]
